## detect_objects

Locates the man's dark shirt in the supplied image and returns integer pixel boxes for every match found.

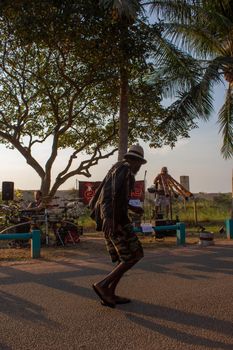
[89,160,135,231]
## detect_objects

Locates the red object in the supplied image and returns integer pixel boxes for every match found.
[79,181,101,205]
[64,231,80,244]
[131,180,145,201]
[79,180,145,204]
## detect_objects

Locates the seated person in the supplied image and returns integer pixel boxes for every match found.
[26,190,44,212]
[24,190,46,243]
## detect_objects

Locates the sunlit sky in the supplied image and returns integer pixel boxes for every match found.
[0,84,232,194]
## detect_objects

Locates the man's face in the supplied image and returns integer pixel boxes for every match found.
[128,158,143,174]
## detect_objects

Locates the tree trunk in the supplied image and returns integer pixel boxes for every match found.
[118,66,129,161]
[117,17,130,161]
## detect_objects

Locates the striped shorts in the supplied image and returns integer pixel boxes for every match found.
[104,224,144,263]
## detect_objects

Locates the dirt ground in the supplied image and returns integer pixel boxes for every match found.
[0,232,227,263]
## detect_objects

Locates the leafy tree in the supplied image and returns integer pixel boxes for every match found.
[0,17,169,200]
[99,0,212,158]
[105,0,233,158]
[0,1,203,160]
[0,0,217,202]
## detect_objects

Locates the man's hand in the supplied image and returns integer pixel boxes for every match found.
[128,204,144,215]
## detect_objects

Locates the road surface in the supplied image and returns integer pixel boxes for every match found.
[0,237,233,350]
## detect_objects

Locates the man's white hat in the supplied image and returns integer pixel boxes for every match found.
[124,144,147,164]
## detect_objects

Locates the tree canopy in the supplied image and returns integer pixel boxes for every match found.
[0,9,172,199]
[0,0,231,200]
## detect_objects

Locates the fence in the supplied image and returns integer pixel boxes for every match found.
[0,229,41,258]
[226,219,233,239]
[134,222,186,245]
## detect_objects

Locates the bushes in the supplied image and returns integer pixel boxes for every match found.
[144,193,232,223]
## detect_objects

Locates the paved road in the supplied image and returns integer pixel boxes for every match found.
[0,237,233,350]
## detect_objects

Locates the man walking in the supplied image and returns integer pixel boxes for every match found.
[89,144,147,308]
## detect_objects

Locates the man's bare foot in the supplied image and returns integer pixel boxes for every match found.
[92,284,115,308]
[114,296,131,304]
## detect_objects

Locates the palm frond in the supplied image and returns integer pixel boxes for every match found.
[147,59,202,99]
[99,0,143,18]
[166,56,231,120]
[152,79,215,146]
[146,29,203,97]
[148,0,233,57]
[163,23,223,59]
[202,56,232,84]
[170,81,214,121]
[195,5,233,36]
[201,0,233,25]
[218,84,233,159]
[148,0,198,23]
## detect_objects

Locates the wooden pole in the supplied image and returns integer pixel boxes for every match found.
[169,195,173,221]
[231,169,233,219]
[183,198,186,211]
[143,170,147,223]
[194,198,198,225]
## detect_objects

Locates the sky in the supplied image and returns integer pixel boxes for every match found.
[0,85,232,194]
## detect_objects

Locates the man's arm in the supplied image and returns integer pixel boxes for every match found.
[101,164,129,234]
[153,175,160,185]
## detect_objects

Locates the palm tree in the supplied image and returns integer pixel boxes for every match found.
[99,0,204,159]
[148,0,233,158]
[193,0,233,158]
[100,0,233,159]
[99,1,144,160]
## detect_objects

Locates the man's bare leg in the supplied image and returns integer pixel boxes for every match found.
[93,259,139,307]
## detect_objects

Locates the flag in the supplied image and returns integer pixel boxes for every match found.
[79,180,145,204]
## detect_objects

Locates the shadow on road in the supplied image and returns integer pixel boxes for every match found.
[125,301,233,349]
[1,241,233,350]
[141,245,233,279]
[0,262,107,323]
[0,343,12,350]
[0,289,59,327]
